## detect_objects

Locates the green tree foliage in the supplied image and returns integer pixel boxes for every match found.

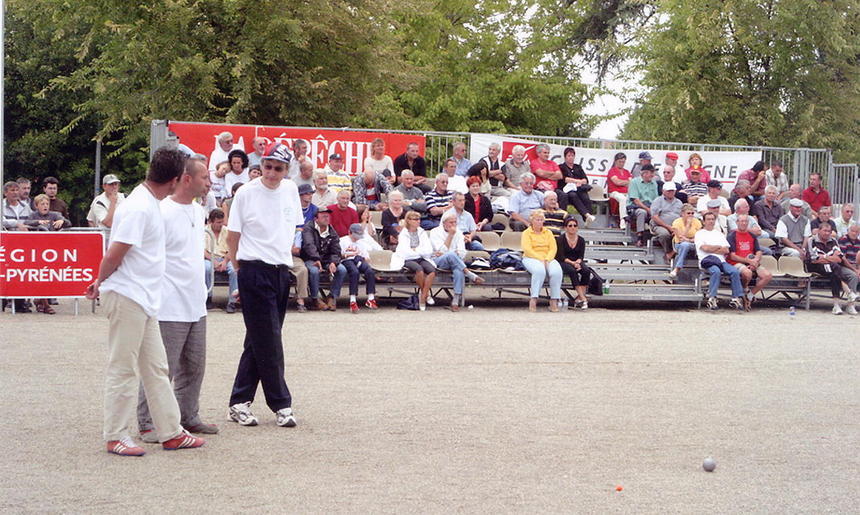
[622,0,860,162]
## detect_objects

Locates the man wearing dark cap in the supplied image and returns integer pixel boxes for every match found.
[289,183,314,313]
[696,180,730,216]
[325,153,353,195]
[630,151,653,178]
[301,207,347,311]
[226,142,302,428]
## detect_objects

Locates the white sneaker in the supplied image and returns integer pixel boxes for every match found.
[228,401,259,426]
[847,292,859,303]
[846,304,857,315]
[729,298,744,311]
[276,407,297,427]
[580,301,588,310]
[426,296,435,306]
[585,214,596,228]
[668,269,677,278]
[706,297,718,310]
[832,304,844,315]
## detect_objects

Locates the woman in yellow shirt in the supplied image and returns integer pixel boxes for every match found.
[521,210,563,312]
[669,203,702,278]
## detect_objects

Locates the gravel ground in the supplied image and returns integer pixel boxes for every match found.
[1,298,858,513]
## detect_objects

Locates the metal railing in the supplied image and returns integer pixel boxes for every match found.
[830,164,860,213]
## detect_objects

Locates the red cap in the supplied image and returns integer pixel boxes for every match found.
[666,152,679,160]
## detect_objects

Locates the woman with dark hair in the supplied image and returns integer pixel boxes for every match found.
[225,149,250,196]
[464,176,498,231]
[557,147,596,227]
[466,161,492,195]
[556,215,591,309]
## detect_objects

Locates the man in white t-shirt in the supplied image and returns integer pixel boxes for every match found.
[86,174,126,243]
[226,143,302,428]
[86,148,206,456]
[695,211,745,311]
[137,156,219,443]
[696,180,731,215]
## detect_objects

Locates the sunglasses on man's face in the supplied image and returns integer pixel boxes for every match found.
[566,223,578,228]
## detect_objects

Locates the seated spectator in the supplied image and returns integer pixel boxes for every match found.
[352,168,392,211]
[466,161,492,195]
[630,151,653,178]
[696,180,730,215]
[248,164,262,181]
[669,204,702,278]
[86,174,125,240]
[807,223,858,315]
[695,212,744,311]
[224,149,250,196]
[657,165,688,204]
[680,168,708,208]
[780,184,814,219]
[324,153,353,195]
[649,180,683,262]
[287,138,309,180]
[429,213,485,311]
[16,177,34,209]
[507,173,545,231]
[298,183,318,225]
[41,176,69,219]
[810,205,837,236]
[293,160,315,189]
[442,158,468,194]
[209,160,229,204]
[801,172,832,215]
[727,214,773,310]
[606,153,631,229]
[394,170,426,210]
[221,182,243,222]
[521,210,563,312]
[838,223,860,268]
[247,136,266,168]
[765,160,790,199]
[444,192,484,250]
[381,190,407,248]
[464,176,498,231]
[556,215,590,309]
[752,185,784,239]
[530,143,563,192]
[392,142,429,190]
[3,181,32,230]
[27,193,70,231]
[203,209,239,312]
[557,147,596,225]
[311,171,338,209]
[834,204,856,237]
[289,221,310,313]
[327,189,359,238]
[339,223,379,313]
[775,198,811,258]
[705,199,728,234]
[481,142,509,198]
[727,198,762,236]
[501,145,530,191]
[421,175,453,230]
[395,211,436,310]
[301,208,347,311]
[356,205,383,249]
[728,179,755,212]
[450,141,471,177]
[363,138,395,181]
[627,165,659,246]
[737,160,767,200]
[207,131,241,172]
[540,191,568,235]
[685,153,710,182]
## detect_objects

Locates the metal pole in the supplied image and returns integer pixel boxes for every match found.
[94,139,102,197]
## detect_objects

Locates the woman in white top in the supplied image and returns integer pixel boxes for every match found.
[363,138,394,177]
[395,211,436,310]
[429,213,485,311]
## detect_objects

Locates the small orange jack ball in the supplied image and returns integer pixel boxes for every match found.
[615,485,623,492]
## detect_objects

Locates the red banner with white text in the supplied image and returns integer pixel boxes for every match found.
[167,122,425,176]
[0,232,104,298]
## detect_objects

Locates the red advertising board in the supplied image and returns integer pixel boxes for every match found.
[168,121,425,176]
[0,232,104,298]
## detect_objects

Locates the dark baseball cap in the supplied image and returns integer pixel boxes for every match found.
[329,153,343,160]
[298,184,313,195]
[707,180,722,188]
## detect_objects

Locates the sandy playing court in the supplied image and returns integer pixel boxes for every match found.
[1,299,857,512]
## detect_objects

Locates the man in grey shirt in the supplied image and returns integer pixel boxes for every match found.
[649,181,683,258]
[394,170,426,211]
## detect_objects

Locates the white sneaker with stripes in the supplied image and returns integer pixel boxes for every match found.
[228,401,259,426]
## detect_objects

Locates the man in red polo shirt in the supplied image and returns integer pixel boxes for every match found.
[801,172,831,215]
[727,214,773,310]
[327,189,358,237]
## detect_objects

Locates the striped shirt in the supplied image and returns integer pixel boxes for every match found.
[423,190,453,222]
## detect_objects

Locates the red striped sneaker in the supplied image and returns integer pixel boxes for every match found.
[162,430,205,451]
[106,437,146,457]
[364,299,378,310]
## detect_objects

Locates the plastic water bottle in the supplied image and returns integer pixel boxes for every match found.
[788,306,796,319]
[602,283,610,295]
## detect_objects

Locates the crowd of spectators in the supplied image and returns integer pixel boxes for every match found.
[4,133,859,315]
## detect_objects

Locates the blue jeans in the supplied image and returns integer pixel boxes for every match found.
[342,258,376,296]
[433,252,466,294]
[205,258,238,301]
[466,238,485,251]
[421,219,440,230]
[705,261,744,298]
[672,242,695,269]
[522,257,563,299]
[305,260,347,299]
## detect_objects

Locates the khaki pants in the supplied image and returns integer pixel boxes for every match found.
[103,291,182,442]
[289,262,308,299]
